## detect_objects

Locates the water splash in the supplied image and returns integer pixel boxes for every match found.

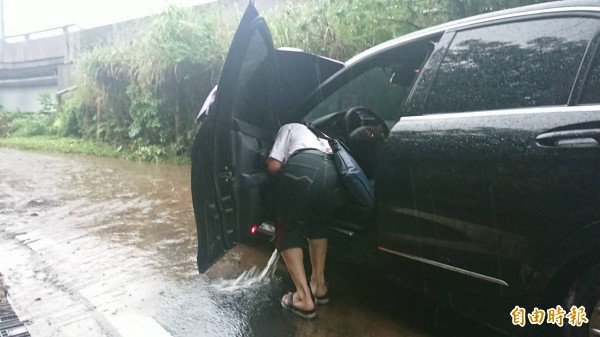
[212,250,280,291]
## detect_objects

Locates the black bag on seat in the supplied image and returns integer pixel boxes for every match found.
[307,126,375,209]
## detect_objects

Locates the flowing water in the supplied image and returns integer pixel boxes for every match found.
[213,250,280,292]
[0,148,286,337]
[0,148,503,337]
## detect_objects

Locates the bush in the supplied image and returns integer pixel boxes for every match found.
[9,113,54,137]
[38,92,57,114]
[0,94,58,137]
[0,106,13,137]
[54,85,99,138]
[127,85,164,144]
[58,4,229,155]
[130,138,168,162]
[54,108,80,137]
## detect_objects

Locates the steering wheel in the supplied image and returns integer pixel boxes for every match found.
[343,106,390,143]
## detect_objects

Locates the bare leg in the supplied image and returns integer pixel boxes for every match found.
[308,238,328,297]
[280,247,315,311]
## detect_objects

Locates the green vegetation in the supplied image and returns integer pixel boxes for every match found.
[0,136,190,164]
[0,136,121,157]
[49,4,234,163]
[0,93,57,138]
[267,0,447,61]
[0,106,13,137]
[1,0,549,163]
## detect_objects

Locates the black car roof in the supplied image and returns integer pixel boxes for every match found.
[347,0,600,65]
[450,0,600,22]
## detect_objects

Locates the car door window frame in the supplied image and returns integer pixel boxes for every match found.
[573,30,600,105]
[406,13,600,116]
[403,32,455,116]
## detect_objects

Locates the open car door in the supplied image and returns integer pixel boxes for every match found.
[191,3,344,273]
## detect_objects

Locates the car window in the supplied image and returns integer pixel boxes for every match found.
[422,17,598,114]
[579,46,600,104]
[232,29,271,127]
[304,67,411,123]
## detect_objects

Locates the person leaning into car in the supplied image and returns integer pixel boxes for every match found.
[266,122,341,319]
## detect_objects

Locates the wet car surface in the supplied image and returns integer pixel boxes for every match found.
[192,2,600,336]
[0,148,507,337]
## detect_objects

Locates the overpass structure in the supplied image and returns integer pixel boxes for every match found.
[0,0,283,113]
[0,22,140,112]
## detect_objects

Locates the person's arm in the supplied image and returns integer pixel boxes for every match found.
[266,157,283,175]
[267,125,291,175]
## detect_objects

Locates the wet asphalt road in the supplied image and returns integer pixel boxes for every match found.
[0,148,505,337]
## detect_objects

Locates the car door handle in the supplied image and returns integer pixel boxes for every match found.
[536,128,600,148]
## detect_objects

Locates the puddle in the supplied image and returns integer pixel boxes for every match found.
[0,148,503,337]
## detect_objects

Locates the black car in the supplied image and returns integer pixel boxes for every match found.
[191,1,600,336]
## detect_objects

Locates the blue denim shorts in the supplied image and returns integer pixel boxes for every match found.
[275,149,341,251]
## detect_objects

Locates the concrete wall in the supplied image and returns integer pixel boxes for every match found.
[0,23,132,112]
[2,32,75,64]
[0,14,148,112]
[0,85,56,112]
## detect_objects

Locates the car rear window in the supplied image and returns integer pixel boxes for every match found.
[422,17,598,114]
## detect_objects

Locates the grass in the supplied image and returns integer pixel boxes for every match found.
[0,136,191,165]
[0,136,120,156]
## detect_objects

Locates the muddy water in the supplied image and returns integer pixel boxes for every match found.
[0,148,500,337]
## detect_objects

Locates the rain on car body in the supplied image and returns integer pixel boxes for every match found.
[191,1,600,336]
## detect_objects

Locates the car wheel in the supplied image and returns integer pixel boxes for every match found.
[563,263,600,337]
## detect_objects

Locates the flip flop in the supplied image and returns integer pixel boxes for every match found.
[281,292,316,319]
[311,282,329,304]
[314,293,329,305]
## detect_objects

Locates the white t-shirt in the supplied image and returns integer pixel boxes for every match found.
[269,123,332,164]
